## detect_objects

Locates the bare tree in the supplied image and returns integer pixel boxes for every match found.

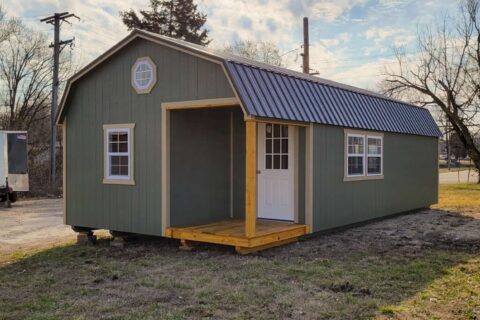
[451,132,469,159]
[0,6,18,44]
[222,40,284,67]
[0,20,74,131]
[382,0,480,182]
[0,29,51,130]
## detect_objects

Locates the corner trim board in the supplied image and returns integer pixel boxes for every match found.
[62,118,67,224]
[305,124,313,232]
[294,126,299,223]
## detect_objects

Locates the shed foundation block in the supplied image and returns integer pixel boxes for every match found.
[179,239,195,251]
[76,232,97,245]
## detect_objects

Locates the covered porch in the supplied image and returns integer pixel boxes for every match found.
[161,98,310,254]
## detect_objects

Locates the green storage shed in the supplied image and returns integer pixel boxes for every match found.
[56,29,440,253]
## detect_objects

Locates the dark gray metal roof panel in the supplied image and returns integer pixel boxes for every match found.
[225,61,441,137]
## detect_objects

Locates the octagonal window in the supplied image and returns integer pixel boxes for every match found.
[131,57,156,94]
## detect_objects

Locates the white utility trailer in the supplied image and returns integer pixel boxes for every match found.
[0,131,28,203]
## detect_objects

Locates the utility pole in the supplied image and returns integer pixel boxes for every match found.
[302,17,309,74]
[40,12,79,192]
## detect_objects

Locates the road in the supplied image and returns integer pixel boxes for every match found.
[0,198,75,257]
[439,170,479,184]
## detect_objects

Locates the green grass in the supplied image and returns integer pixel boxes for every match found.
[434,183,480,210]
[0,237,478,319]
[380,256,480,319]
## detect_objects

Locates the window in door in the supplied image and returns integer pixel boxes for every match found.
[265,123,288,170]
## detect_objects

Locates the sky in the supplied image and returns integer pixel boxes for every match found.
[3,0,459,91]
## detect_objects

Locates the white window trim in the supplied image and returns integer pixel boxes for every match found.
[366,135,383,176]
[131,56,157,94]
[346,133,365,177]
[344,129,384,182]
[103,124,135,185]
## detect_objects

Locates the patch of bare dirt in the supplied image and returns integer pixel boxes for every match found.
[265,208,480,260]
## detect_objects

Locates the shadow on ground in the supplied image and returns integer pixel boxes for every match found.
[0,209,479,319]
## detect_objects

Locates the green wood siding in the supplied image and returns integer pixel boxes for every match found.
[65,38,234,235]
[311,124,438,232]
[170,107,244,227]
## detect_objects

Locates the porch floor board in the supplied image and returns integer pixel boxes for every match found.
[165,219,309,254]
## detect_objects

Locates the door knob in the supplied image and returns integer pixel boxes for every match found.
[256,170,261,174]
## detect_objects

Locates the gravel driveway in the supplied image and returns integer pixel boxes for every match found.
[0,199,75,258]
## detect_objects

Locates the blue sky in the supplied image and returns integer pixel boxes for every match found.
[3,0,459,89]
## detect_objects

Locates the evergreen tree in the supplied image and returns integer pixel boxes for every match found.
[120,0,210,45]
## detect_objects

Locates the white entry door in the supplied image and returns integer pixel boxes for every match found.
[257,123,295,221]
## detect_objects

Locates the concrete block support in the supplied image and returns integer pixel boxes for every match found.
[77,232,97,245]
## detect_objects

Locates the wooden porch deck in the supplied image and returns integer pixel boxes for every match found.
[165,219,310,254]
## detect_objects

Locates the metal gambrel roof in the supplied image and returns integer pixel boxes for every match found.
[57,30,441,137]
[225,61,441,137]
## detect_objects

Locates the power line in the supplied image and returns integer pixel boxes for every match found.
[280,46,302,57]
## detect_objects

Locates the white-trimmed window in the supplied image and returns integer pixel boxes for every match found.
[345,130,383,181]
[131,57,157,94]
[103,124,135,185]
[347,134,365,176]
[367,136,382,175]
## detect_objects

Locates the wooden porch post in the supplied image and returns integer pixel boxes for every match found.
[245,119,257,237]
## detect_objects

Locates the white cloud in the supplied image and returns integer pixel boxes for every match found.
[308,0,368,22]
[365,26,406,43]
[0,0,455,93]
[319,32,352,48]
[326,58,397,89]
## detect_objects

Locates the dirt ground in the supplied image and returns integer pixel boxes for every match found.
[0,198,75,261]
[0,198,479,319]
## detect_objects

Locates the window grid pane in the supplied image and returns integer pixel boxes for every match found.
[265,124,289,170]
[367,156,381,174]
[348,156,364,175]
[367,137,382,155]
[107,129,130,179]
[134,61,153,89]
[348,136,364,155]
